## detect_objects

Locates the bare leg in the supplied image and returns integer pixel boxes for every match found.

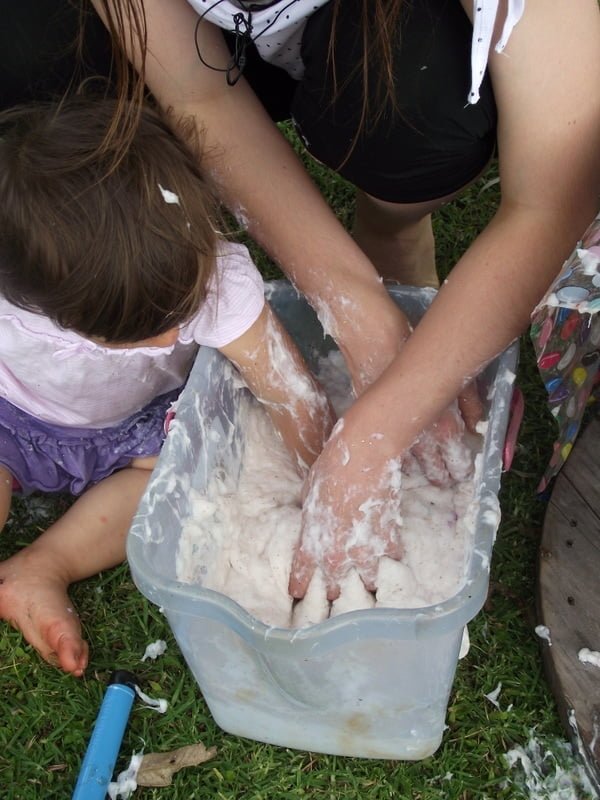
[352,163,491,288]
[353,191,441,287]
[0,465,12,530]
[0,463,154,676]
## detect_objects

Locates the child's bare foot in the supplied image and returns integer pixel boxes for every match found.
[0,549,88,676]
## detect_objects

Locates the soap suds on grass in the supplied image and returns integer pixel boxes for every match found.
[176,351,482,627]
[108,752,143,800]
[135,685,168,714]
[141,640,167,662]
[485,682,503,709]
[504,732,598,800]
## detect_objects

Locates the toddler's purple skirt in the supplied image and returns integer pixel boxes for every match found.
[0,389,180,496]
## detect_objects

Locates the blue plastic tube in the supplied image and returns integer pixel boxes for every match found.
[72,670,138,800]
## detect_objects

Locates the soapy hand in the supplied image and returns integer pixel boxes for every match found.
[289,420,406,601]
[407,402,474,487]
[457,381,484,435]
[289,403,474,601]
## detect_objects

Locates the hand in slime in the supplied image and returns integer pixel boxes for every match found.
[289,402,474,601]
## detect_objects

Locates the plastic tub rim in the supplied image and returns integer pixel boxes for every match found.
[127,282,518,657]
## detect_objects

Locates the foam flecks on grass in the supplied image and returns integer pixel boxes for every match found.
[504,732,598,800]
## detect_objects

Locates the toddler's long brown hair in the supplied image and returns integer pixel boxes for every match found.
[0,97,219,343]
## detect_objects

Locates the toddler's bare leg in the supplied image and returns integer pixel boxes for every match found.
[0,464,154,676]
[0,465,12,530]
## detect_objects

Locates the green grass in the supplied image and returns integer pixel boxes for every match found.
[0,135,593,800]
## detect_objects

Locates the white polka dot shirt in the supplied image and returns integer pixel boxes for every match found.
[187,0,525,102]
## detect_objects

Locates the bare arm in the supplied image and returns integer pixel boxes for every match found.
[91,0,600,596]
[91,0,410,388]
[341,0,600,457]
[290,0,600,597]
[219,304,335,475]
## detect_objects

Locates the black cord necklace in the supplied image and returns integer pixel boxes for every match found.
[194,0,254,86]
[194,0,302,86]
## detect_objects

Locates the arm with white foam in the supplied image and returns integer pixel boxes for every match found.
[219,304,335,475]
[90,0,411,394]
[291,0,600,598]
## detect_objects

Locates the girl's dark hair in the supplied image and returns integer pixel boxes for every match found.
[84,0,404,166]
[328,1,404,135]
[0,97,219,343]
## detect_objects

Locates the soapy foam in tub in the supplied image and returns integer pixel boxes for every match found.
[176,351,483,627]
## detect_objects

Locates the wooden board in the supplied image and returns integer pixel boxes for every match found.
[538,417,600,789]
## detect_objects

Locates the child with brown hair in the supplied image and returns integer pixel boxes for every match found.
[0,98,334,676]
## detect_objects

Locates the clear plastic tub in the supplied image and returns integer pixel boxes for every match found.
[128,283,518,760]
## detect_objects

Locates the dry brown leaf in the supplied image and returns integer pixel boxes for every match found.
[136,742,217,787]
